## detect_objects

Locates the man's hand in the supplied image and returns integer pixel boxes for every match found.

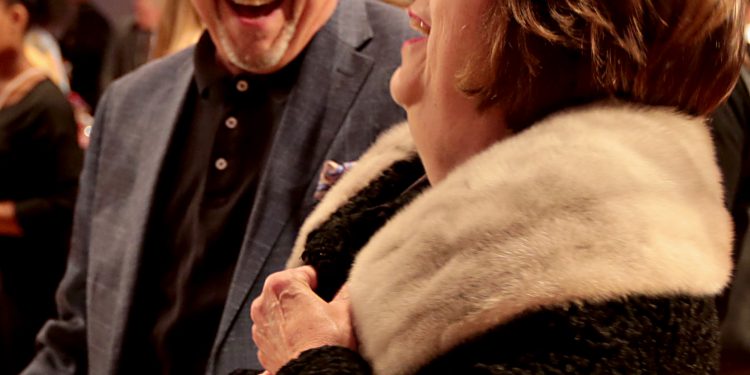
[251,266,356,374]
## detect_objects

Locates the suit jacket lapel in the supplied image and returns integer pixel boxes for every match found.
[213,0,376,352]
[87,53,195,374]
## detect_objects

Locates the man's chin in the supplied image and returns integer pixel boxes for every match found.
[217,26,296,73]
[228,46,287,73]
[230,56,283,74]
[212,33,283,73]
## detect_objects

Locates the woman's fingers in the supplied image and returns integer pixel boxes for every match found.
[251,267,326,373]
[251,268,358,372]
[263,266,318,298]
[251,266,317,322]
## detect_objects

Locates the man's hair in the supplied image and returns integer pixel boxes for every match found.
[458,0,745,132]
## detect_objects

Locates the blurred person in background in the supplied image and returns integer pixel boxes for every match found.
[100,0,164,90]
[713,3,750,371]
[59,0,109,148]
[22,0,415,374]
[59,0,110,109]
[714,79,750,372]
[23,0,69,93]
[248,0,743,373]
[25,28,68,93]
[721,239,750,374]
[0,0,83,373]
[20,0,93,151]
[150,0,203,60]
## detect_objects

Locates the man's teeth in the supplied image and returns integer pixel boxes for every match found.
[232,0,275,6]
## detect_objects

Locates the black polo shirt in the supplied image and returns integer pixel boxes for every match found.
[121,33,301,374]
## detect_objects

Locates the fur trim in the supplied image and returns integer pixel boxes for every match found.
[292,104,734,375]
[287,123,417,268]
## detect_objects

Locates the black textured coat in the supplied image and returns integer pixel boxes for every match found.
[276,158,721,375]
[265,106,731,375]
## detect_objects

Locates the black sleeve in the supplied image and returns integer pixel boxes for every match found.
[711,71,750,320]
[13,90,83,239]
[277,346,372,375]
[719,70,750,375]
[711,74,750,235]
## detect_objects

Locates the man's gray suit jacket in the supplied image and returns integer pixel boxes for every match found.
[23,1,414,373]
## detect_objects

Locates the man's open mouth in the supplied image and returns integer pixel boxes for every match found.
[227,0,283,18]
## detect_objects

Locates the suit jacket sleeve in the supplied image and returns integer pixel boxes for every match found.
[21,86,113,375]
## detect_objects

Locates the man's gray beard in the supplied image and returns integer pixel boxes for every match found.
[217,23,297,72]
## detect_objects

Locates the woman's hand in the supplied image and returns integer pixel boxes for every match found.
[251,266,356,374]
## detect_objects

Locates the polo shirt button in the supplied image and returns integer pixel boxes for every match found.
[225,117,238,129]
[215,158,228,171]
[236,80,249,92]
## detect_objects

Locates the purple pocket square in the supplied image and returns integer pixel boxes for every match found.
[314,160,357,201]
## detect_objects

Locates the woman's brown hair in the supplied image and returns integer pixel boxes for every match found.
[459,0,745,131]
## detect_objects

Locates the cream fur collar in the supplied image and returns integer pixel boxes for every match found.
[288,104,733,375]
